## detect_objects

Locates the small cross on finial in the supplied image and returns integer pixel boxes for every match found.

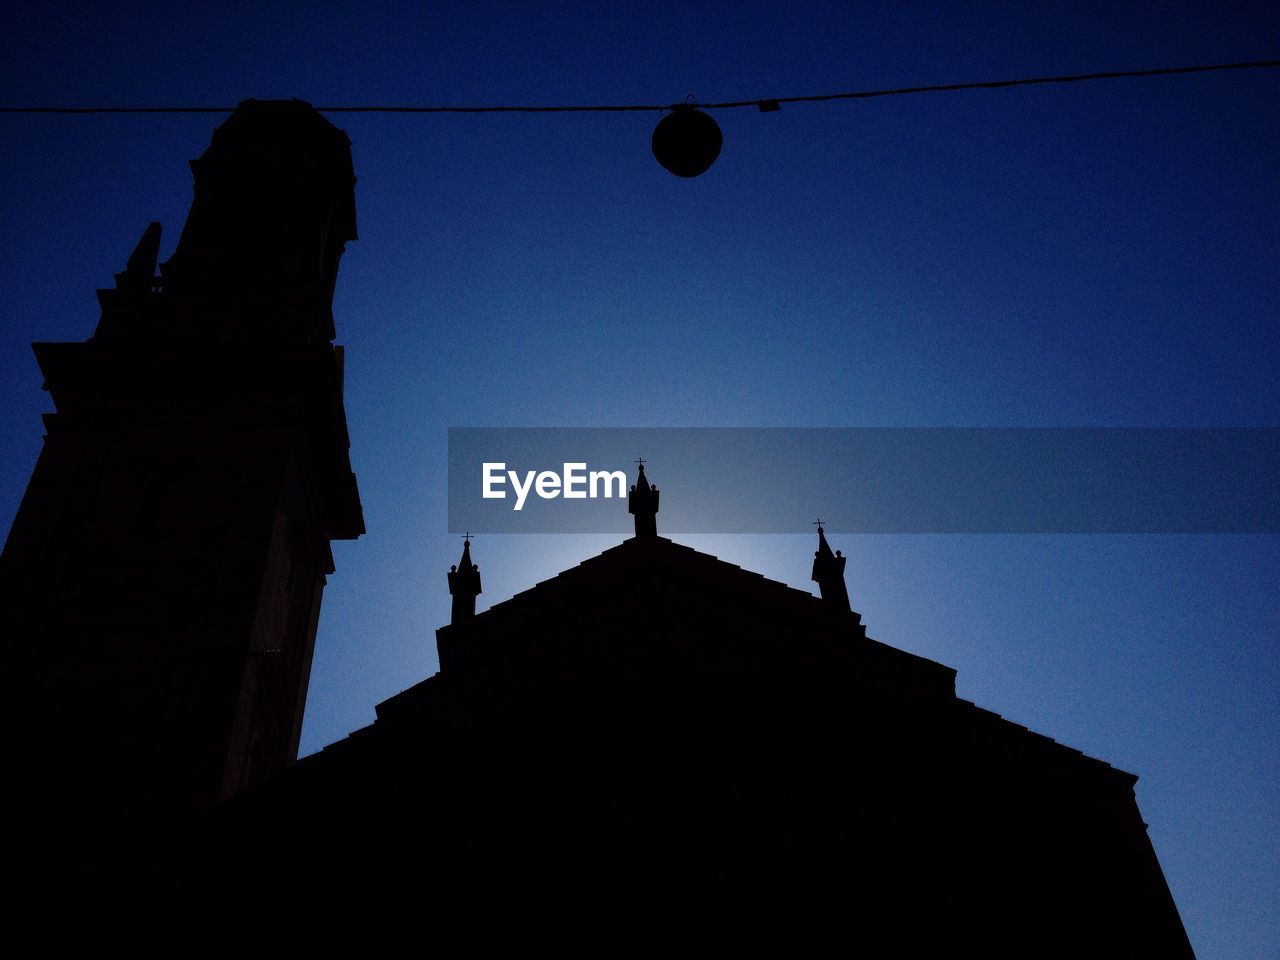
[635,457,646,465]
[813,517,825,530]
[462,531,473,542]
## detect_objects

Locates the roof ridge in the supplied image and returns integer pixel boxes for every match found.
[476,535,827,620]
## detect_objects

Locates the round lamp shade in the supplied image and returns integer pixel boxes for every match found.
[651,106,723,178]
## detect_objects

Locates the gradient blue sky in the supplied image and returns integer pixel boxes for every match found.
[1,3,1276,955]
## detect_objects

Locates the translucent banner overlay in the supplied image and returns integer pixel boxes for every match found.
[448,428,1280,534]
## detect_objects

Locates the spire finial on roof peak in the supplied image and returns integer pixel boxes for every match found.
[448,535,482,623]
[811,519,851,613]
[628,459,659,537]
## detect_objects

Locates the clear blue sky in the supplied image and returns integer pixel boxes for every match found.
[1,3,1276,956]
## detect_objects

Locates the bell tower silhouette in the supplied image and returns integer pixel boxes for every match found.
[0,99,364,854]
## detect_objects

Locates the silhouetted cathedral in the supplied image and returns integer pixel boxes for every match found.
[0,101,1194,957]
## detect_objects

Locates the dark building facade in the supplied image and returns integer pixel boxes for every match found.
[0,100,363,865]
[0,102,1193,957]
[168,520,1193,957]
